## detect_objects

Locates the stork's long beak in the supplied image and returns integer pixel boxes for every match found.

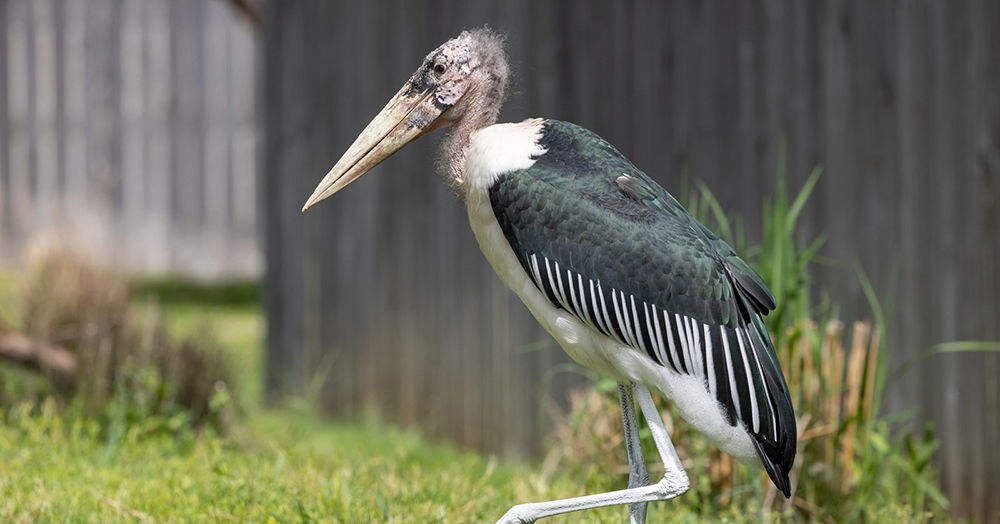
[302,84,446,211]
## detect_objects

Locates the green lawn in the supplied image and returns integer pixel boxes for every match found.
[3,407,678,523]
[1,273,718,523]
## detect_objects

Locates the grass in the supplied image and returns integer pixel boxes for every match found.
[3,404,664,523]
[0,392,929,523]
[2,269,710,523]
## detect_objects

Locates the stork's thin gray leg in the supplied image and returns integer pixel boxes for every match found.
[618,382,649,524]
[631,384,686,478]
[496,384,689,524]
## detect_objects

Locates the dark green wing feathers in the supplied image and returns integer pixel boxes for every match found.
[488,120,796,496]
[617,171,777,318]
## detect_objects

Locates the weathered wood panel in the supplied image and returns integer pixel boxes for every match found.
[260,0,1000,519]
[0,0,258,277]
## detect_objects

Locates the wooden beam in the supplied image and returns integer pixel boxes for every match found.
[0,322,76,386]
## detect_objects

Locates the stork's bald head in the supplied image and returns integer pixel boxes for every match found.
[302,28,510,210]
[410,28,509,125]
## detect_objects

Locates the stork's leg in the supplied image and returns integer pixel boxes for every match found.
[618,382,649,524]
[631,384,687,484]
[496,384,689,524]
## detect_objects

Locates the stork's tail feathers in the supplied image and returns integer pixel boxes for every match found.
[747,315,797,498]
[752,436,793,498]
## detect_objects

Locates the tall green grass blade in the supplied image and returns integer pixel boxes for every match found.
[933,341,1000,352]
[855,263,888,418]
[855,263,885,337]
[799,235,826,272]
[785,166,823,237]
[696,180,734,243]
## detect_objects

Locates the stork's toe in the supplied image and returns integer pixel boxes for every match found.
[496,504,537,524]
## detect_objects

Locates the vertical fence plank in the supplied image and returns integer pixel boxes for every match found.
[32,0,58,231]
[6,0,30,249]
[168,0,204,273]
[963,3,998,513]
[928,2,964,506]
[262,0,308,399]
[203,0,231,277]
[82,0,121,254]
[229,10,258,274]
[142,0,172,273]
[61,0,88,231]
[0,0,9,252]
[973,0,1000,510]
[121,0,145,269]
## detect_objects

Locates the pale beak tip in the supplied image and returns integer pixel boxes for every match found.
[301,186,328,212]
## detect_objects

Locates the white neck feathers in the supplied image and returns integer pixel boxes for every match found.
[460,118,546,196]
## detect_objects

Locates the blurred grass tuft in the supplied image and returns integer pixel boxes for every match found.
[1,245,234,431]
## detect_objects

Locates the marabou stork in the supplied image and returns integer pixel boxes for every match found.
[302,29,796,523]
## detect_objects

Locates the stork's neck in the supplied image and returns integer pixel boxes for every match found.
[459,118,546,196]
[444,88,503,184]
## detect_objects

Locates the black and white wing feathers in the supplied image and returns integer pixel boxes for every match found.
[487,120,796,496]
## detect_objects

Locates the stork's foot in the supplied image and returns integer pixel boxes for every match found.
[492,385,689,523]
[493,476,688,524]
[496,505,536,524]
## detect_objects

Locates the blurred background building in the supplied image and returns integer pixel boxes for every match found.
[0,0,257,277]
[0,0,996,519]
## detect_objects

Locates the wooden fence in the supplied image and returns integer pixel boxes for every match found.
[286,1,994,520]
[0,0,258,277]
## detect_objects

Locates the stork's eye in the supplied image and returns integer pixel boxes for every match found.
[432,62,447,74]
